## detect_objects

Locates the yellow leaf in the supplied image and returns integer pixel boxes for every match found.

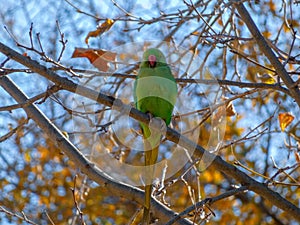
[257,73,276,84]
[262,31,271,39]
[191,31,199,35]
[278,112,294,132]
[203,68,213,79]
[61,131,69,139]
[24,150,31,163]
[85,19,114,44]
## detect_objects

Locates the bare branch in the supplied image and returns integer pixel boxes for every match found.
[0,206,38,225]
[0,73,192,225]
[1,42,300,222]
[165,186,248,225]
[233,1,300,108]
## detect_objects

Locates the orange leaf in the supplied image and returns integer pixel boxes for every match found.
[294,150,300,164]
[269,0,276,12]
[71,48,116,72]
[214,98,237,122]
[217,18,223,26]
[225,101,236,117]
[85,19,114,44]
[278,112,294,132]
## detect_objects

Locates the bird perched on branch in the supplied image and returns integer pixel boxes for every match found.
[134,48,177,224]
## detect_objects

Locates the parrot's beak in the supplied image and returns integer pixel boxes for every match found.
[148,55,157,68]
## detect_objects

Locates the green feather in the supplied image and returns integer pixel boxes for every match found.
[134,48,177,224]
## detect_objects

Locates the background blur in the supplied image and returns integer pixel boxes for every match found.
[0,0,299,224]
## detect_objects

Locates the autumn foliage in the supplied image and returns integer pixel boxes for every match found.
[0,1,300,225]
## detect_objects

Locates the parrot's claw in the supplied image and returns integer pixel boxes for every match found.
[149,117,167,135]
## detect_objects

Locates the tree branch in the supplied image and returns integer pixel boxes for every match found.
[52,67,291,95]
[0,75,192,225]
[0,42,300,222]
[233,1,300,108]
[166,186,248,225]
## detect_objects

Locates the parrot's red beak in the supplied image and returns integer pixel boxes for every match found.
[148,54,157,68]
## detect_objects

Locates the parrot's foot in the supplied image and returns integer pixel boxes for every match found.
[149,116,167,136]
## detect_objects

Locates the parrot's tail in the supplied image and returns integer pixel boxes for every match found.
[142,183,152,224]
[141,122,160,224]
[142,144,159,224]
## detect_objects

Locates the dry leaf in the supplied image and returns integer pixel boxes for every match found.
[85,19,114,44]
[215,98,236,119]
[294,150,300,164]
[278,112,294,132]
[71,48,117,72]
[257,73,276,84]
[225,101,236,117]
[296,142,300,164]
[217,18,223,26]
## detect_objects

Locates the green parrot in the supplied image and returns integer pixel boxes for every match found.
[134,48,178,224]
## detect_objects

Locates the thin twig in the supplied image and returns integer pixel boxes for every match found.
[165,186,248,225]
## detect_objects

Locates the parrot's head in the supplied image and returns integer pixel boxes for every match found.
[142,48,167,68]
